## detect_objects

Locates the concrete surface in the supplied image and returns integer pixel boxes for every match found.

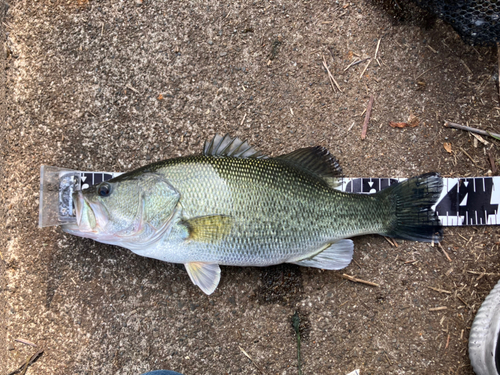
[1,0,500,374]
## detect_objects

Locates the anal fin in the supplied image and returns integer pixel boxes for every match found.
[289,239,353,270]
[185,262,221,295]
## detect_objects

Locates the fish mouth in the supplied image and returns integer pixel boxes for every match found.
[70,192,108,233]
[73,191,86,227]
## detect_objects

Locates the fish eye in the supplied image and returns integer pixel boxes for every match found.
[98,183,112,197]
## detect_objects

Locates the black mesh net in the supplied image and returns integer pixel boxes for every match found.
[410,0,500,45]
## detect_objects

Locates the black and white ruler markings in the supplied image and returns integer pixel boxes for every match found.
[77,173,500,227]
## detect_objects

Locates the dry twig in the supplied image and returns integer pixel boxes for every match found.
[342,274,380,287]
[438,243,452,262]
[429,306,447,312]
[322,56,342,92]
[7,348,44,375]
[359,59,371,79]
[497,42,500,99]
[361,95,374,140]
[344,57,369,71]
[383,236,398,247]
[239,346,264,374]
[467,270,500,276]
[444,121,500,140]
[14,338,37,347]
[459,147,479,167]
[428,286,452,294]
[240,113,247,127]
[488,152,498,174]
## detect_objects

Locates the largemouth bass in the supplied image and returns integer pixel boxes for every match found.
[63,134,443,294]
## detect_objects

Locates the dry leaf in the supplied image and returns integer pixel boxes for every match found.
[389,122,408,128]
[407,113,419,127]
[389,113,419,129]
[443,142,452,153]
[471,132,489,145]
[157,94,164,100]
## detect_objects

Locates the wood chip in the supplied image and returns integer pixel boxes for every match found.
[429,306,447,311]
[471,132,489,145]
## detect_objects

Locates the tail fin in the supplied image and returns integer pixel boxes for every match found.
[379,173,443,242]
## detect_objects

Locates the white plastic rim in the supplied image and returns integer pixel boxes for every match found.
[469,279,500,375]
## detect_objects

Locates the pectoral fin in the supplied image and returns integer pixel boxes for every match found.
[185,262,221,295]
[181,215,233,243]
[289,239,354,270]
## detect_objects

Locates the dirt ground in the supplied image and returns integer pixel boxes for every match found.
[1,0,500,374]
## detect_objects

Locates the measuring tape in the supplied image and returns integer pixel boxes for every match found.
[337,177,499,227]
[37,167,500,227]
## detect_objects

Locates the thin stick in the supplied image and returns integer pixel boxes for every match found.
[444,121,500,140]
[361,95,374,140]
[374,38,381,60]
[497,42,500,98]
[383,236,398,247]
[429,306,447,312]
[342,274,380,287]
[359,59,371,79]
[445,334,450,350]
[322,56,342,92]
[460,59,472,74]
[323,60,336,92]
[427,286,452,294]
[467,270,500,276]
[15,338,37,347]
[239,346,264,374]
[7,348,44,375]
[385,353,393,365]
[240,113,247,127]
[459,147,479,167]
[415,67,433,80]
[126,84,139,94]
[457,295,470,308]
[438,243,452,262]
[344,57,369,71]
[488,151,498,174]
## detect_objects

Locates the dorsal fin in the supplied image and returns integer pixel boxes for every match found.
[275,146,343,187]
[203,134,268,159]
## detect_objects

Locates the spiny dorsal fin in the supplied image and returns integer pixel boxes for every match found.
[203,134,268,159]
[276,146,343,186]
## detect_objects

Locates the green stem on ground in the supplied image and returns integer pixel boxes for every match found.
[292,311,302,375]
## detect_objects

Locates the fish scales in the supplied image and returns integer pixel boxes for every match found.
[63,134,443,294]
